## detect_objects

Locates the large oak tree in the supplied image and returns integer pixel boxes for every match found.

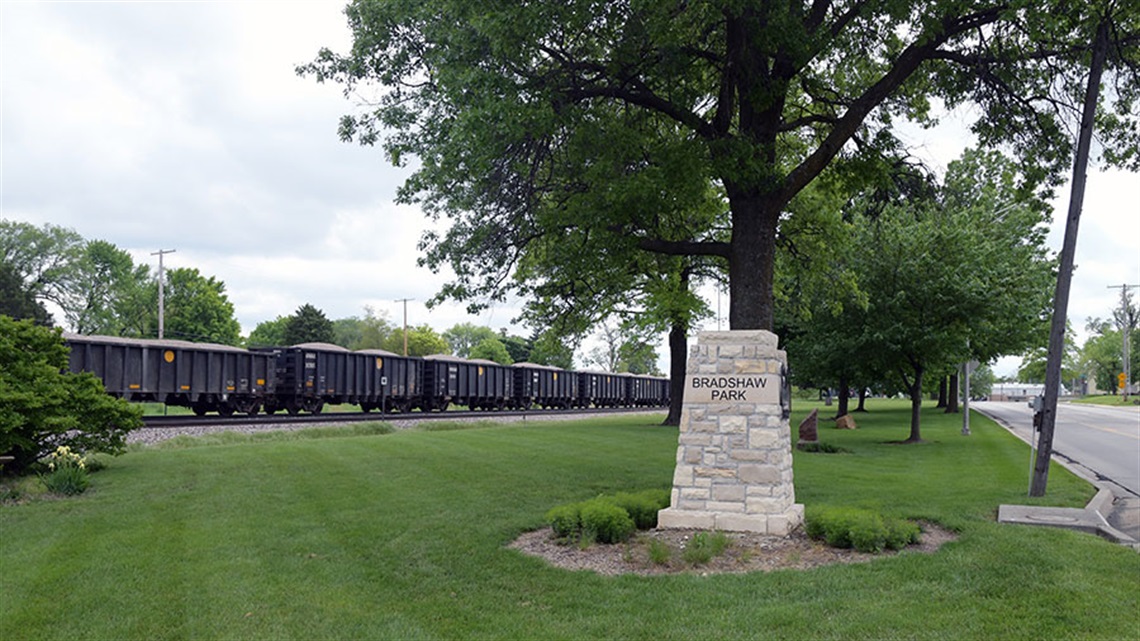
[302,0,1137,332]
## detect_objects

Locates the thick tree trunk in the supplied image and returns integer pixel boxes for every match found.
[936,376,948,408]
[856,386,868,412]
[727,192,780,331]
[836,373,850,418]
[945,371,959,413]
[664,321,686,426]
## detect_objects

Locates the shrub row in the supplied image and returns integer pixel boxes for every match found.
[545,489,670,544]
[805,505,921,553]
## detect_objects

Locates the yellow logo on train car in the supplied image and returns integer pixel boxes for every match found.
[163,350,175,363]
[256,379,265,386]
[376,357,383,369]
[129,384,140,390]
[180,385,190,391]
[478,366,484,376]
[553,372,558,381]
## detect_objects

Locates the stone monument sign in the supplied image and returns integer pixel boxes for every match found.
[657,330,804,535]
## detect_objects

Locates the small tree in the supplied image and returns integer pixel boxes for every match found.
[247,316,289,348]
[469,337,513,365]
[283,304,335,345]
[0,316,141,474]
[382,324,449,357]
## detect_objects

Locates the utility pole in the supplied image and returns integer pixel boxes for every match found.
[1030,17,1108,497]
[151,249,176,339]
[1108,283,1139,400]
[395,298,413,356]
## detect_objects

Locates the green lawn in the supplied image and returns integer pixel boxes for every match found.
[2,400,1137,640]
[1070,394,1140,406]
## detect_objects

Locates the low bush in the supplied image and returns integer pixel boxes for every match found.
[544,489,670,545]
[806,505,922,553]
[608,489,670,529]
[578,499,635,544]
[546,503,581,539]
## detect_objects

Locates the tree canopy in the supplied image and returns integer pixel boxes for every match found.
[284,304,336,345]
[302,0,1138,332]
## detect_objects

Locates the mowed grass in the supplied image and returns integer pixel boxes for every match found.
[1070,394,1140,407]
[2,400,1138,640]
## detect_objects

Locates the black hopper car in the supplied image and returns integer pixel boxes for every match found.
[63,333,670,416]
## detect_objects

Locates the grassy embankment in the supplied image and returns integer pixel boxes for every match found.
[2,400,1137,640]
[1070,394,1140,406]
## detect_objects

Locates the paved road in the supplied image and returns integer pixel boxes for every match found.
[972,400,1140,496]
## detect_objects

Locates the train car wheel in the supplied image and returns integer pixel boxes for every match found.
[218,405,235,418]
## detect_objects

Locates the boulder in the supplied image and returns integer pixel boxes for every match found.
[835,414,858,430]
[797,408,819,445]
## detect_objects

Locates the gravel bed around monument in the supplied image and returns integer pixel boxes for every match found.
[508,522,957,576]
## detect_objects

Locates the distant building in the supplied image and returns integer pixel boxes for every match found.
[989,382,1069,402]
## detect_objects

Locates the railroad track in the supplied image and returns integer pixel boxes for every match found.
[141,406,664,429]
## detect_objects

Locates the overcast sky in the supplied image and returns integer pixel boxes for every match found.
[2,1,1137,376]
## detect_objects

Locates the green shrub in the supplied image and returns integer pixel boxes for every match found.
[806,505,922,554]
[545,503,581,539]
[682,531,731,565]
[885,517,922,550]
[579,498,635,544]
[609,489,670,529]
[647,539,672,565]
[545,489,667,545]
[0,317,142,474]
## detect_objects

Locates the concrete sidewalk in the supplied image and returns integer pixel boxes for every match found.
[981,405,1140,549]
[998,486,1139,549]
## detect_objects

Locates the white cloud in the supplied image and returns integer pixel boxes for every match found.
[1,1,1136,378]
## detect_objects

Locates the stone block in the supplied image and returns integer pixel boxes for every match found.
[719,416,747,433]
[707,500,746,513]
[747,496,792,514]
[738,464,780,485]
[835,414,858,430]
[714,514,768,534]
[695,466,737,478]
[672,465,693,486]
[749,428,780,449]
[681,487,710,500]
[766,505,805,536]
[712,484,746,502]
[657,509,716,530]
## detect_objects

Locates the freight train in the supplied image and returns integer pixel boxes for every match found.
[63,333,670,417]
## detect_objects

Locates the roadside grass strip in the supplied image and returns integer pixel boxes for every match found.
[2,402,1137,640]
